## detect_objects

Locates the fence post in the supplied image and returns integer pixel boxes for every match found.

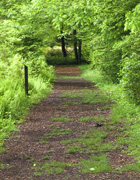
[24,65,28,96]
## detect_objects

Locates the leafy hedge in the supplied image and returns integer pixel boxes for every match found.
[0,1,55,149]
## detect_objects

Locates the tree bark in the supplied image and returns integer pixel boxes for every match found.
[61,31,67,57]
[78,39,82,64]
[73,30,79,64]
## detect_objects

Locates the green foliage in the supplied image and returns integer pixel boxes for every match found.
[113,4,140,103]
[119,37,140,103]
[80,65,122,102]
[46,56,76,66]
[84,0,140,83]
[0,116,18,143]
[0,0,55,149]
[45,47,76,65]
[125,4,140,33]
[2,0,140,104]
[1,1,140,175]
[85,1,140,103]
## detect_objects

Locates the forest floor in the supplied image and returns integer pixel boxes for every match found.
[0,66,140,180]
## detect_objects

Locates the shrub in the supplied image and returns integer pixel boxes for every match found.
[120,53,140,104]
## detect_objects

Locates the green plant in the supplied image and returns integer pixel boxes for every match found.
[120,53,140,104]
[46,56,76,65]
[78,154,112,174]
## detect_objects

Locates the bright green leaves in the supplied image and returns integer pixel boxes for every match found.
[0,0,55,151]
[125,4,140,33]
[120,52,140,104]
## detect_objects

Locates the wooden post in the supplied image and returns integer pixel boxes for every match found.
[61,31,67,57]
[24,65,28,96]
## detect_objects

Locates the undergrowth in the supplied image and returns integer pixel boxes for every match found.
[45,47,76,65]
[0,54,55,152]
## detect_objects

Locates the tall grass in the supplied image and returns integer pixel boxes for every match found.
[0,54,54,151]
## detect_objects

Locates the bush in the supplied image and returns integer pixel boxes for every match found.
[45,46,76,65]
[90,48,122,83]
[119,3,140,104]
[0,52,54,148]
[46,55,76,65]
[120,53,140,104]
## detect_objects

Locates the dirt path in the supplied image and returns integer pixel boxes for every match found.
[0,67,140,180]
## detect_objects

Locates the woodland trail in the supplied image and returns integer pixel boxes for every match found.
[0,67,140,180]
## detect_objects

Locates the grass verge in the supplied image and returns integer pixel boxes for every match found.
[80,64,140,171]
[0,69,54,152]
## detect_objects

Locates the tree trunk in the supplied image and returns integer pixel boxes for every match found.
[78,39,82,64]
[73,30,79,64]
[61,31,67,57]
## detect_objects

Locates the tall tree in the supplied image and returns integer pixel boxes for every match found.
[61,31,67,57]
[73,30,78,63]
